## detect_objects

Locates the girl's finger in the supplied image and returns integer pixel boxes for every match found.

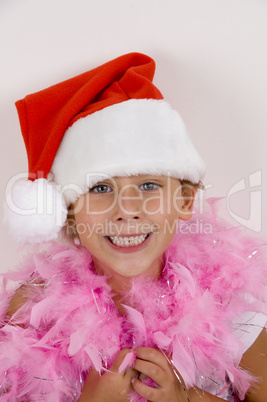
[135,347,169,371]
[134,358,165,387]
[131,377,159,402]
[124,367,139,381]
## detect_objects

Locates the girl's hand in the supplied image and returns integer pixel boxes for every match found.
[132,347,189,402]
[78,348,138,402]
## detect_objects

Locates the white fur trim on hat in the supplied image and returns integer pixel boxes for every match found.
[52,99,206,205]
[4,178,67,244]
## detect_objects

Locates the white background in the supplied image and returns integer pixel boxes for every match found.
[1,0,267,272]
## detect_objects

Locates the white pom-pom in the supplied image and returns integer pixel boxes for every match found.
[4,178,67,244]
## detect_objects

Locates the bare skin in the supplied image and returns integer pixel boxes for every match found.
[241,329,267,402]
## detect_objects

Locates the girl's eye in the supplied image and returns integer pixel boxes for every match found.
[91,185,112,193]
[139,182,160,191]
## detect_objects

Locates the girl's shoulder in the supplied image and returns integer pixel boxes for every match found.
[7,284,30,318]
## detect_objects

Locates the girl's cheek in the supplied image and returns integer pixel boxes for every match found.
[142,194,164,215]
[88,196,116,215]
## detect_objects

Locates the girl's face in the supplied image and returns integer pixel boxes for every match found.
[73,175,196,281]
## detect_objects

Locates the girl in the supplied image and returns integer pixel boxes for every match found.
[1,53,267,401]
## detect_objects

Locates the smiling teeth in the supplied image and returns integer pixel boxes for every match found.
[109,234,149,247]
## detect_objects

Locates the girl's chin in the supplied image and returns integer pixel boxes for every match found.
[94,256,163,282]
[110,266,153,279]
[107,257,163,280]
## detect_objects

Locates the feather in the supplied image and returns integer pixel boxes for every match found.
[153,331,172,347]
[118,351,136,373]
[1,199,267,400]
[169,262,196,297]
[84,345,102,373]
[68,328,87,356]
[121,304,147,345]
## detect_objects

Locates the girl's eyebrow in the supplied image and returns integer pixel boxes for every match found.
[92,175,167,188]
[93,179,114,185]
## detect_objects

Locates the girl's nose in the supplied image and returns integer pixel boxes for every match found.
[113,184,143,221]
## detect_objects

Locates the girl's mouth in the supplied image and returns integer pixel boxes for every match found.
[107,233,150,248]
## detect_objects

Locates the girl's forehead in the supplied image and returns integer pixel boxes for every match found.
[94,175,179,184]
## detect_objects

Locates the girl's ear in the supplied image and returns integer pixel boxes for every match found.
[179,185,198,221]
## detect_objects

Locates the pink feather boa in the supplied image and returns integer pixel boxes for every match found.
[1,206,267,401]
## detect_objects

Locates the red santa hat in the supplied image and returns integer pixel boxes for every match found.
[4,52,205,244]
